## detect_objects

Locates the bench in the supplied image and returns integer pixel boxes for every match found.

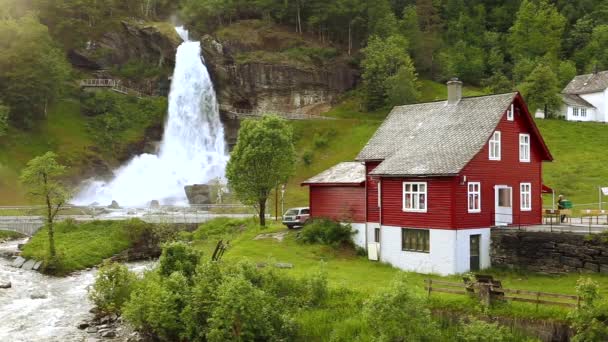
[543,209,571,224]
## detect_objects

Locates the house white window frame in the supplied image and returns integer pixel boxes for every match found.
[519,133,530,162]
[581,107,587,117]
[403,182,427,213]
[489,131,501,161]
[467,182,481,213]
[507,104,514,121]
[520,183,532,211]
[573,107,579,117]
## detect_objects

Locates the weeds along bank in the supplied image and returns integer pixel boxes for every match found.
[82,218,608,341]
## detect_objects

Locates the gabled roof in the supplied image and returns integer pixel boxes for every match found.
[563,71,608,95]
[301,162,365,185]
[561,94,596,108]
[357,92,552,176]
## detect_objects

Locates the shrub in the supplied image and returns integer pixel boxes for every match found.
[89,261,137,314]
[456,318,520,342]
[192,217,247,241]
[569,277,608,342]
[299,219,354,248]
[312,132,329,149]
[302,150,314,166]
[158,242,200,279]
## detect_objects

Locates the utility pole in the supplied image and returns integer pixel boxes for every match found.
[281,184,286,219]
[275,185,279,221]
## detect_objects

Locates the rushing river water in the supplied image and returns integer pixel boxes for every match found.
[0,239,153,341]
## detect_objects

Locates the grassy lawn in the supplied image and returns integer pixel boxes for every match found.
[0,230,25,240]
[21,220,134,275]
[213,220,607,321]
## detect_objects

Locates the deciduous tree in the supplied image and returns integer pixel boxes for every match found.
[226,115,296,226]
[519,63,562,117]
[20,152,69,260]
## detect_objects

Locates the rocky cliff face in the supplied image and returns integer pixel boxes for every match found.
[200,33,358,116]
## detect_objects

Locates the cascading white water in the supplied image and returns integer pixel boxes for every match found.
[73,27,227,207]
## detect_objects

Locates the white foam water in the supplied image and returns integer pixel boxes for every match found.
[74,27,227,207]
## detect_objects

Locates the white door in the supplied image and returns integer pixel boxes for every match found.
[495,185,513,226]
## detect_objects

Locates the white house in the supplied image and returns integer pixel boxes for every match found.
[559,71,608,122]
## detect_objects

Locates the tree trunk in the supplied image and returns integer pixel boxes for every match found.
[45,193,56,258]
[259,199,266,226]
[348,22,352,56]
[297,3,302,34]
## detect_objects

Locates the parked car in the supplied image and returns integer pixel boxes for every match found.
[282,207,310,228]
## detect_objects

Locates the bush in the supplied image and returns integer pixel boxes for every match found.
[158,242,200,279]
[569,277,608,342]
[192,218,248,241]
[299,219,354,248]
[89,261,137,314]
[302,150,314,166]
[456,318,521,342]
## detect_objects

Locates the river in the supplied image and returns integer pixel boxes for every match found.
[0,239,153,341]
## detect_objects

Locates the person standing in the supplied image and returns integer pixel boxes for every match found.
[557,195,566,223]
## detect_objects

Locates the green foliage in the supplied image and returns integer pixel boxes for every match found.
[456,318,521,342]
[362,34,417,110]
[226,115,296,226]
[385,62,421,107]
[519,64,562,116]
[0,14,71,128]
[569,277,608,342]
[0,230,24,240]
[81,91,166,155]
[111,60,166,81]
[158,242,200,279]
[302,149,314,166]
[89,261,137,314]
[192,217,247,241]
[557,60,577,88]
[508,0,566,61]
[576,25,608,72]
[299,219,354,248]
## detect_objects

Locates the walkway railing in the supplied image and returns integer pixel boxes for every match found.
[79,79,143,98]
[219,104,335,121]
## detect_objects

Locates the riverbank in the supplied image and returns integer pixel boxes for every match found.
[0,238,154,341]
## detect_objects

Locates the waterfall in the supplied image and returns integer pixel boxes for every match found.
[73,27,227,207]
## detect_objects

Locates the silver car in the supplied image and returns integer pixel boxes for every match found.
[282,207,310,228]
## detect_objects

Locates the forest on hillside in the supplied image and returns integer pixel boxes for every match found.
[1,0,608,134]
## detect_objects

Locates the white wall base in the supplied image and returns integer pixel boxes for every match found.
[349,222,367,249]
[378,226,491,275]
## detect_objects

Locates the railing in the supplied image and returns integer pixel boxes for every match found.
[219,104,335,121]
[79,79,143,98]
[424,279,579,309]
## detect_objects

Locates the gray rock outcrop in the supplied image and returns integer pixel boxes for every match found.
[0,281,11,289]
[184,184,213,205]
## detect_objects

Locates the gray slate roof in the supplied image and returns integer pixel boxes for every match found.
[302,162,365,184]
[563,71,608,94]
[357,93,518,176]
[561,94,595,108]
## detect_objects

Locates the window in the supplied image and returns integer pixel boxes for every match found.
[520,183,532,211]
[467,182,481,213]
[301,209,310,215]
[403,182,427,212]
[497,187,512,208]
[507,104,514,121]
[489,131,501,160]
[374,228,380,243]
[519,134,530,162]
[581,108,587,117]
[573,107,579,116]
[377,181,381,208]
[402,229,430,253]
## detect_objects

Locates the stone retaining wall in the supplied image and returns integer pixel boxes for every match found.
[491,229,608,274]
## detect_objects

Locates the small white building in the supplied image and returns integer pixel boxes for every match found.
[559,71,608,122]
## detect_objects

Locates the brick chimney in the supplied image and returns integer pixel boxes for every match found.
[447,78,462,105]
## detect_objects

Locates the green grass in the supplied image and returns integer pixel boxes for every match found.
[21,220,133,275]
[536,119,608,208]
[0,230,25,240]
[188,218,608,339]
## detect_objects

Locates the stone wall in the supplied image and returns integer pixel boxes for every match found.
[491,229,608,274]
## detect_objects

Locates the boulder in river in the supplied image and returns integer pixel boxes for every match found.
[11,256,26,268]
[108,200,121,209]
[149,200,160,209]
[22,259,36,271]
[0,281,11,289]
[77,321,90,330]
[184,184,213,205]
[33,261,42,271]
[30,291,47,299]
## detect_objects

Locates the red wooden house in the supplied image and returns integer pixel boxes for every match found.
[303,79,553,275]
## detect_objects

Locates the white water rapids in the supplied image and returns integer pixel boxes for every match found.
[74,27,227,207]
[0,239,154,341]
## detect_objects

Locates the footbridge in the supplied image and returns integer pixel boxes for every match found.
[79,79,143,97]
[0,205,254,237]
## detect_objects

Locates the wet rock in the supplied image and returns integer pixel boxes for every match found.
[128,332,143,342]
[100,330,116,338]
[0,281,11,289]
[11,256,26,268]
[87,326,98,333]
[22,259,36,270]
[149,200,160,209]
[30,291,47,299]
[77,321,90,330]
[32,261,43,271]
[17,243,25,250]
[184,184,212,205]
[108,200,121,209]
[100,315,111,324]
[274,262,293,269]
